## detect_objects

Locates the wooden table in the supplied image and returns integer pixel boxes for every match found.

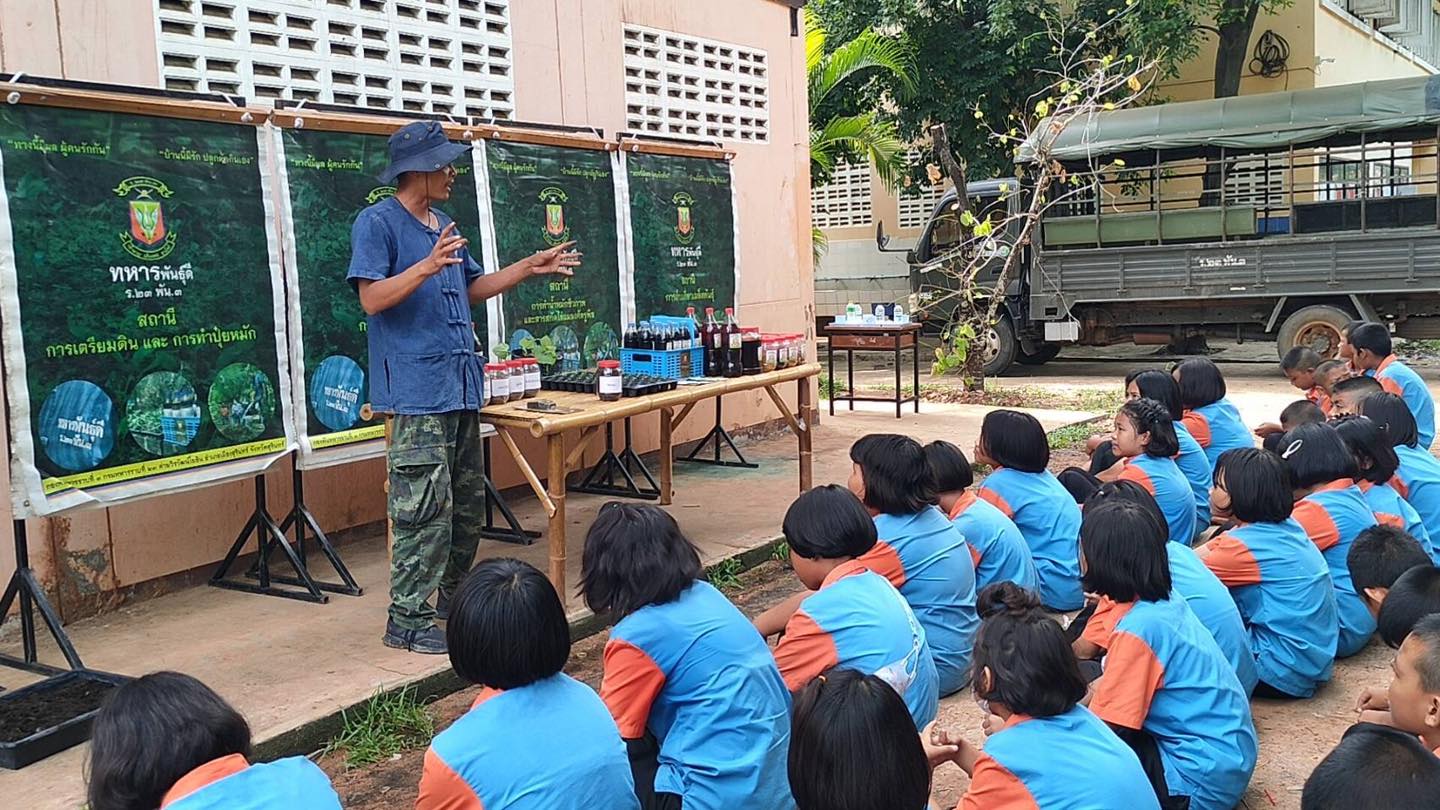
[481,363,820,594]
[823,322,922,419]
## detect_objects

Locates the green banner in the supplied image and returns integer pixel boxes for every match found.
[278,128,483,463]
[0,104,288,514]
[626,152,736,319]
[484,140,622,369]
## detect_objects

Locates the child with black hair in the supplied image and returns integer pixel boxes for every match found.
[1363,391,1440,551]
[1281,346,1331,414]
[87,672,341,810]
[1077,499,1257,810]
[770,486,939,728]
[1080,481,1257,695]
[975,410,1085,610]
[1198,448,1339,699]
[923,440,1039,593]
[581,503,793,810]
[787,669,933,810]
[927,582,1158,810]
[418,558,638,809]
[1377,565,1440,649]
[1301,722,1440,810]
[1350,322,1436,448]
[1334,416,1435,556]
[1285,421,1381,657]
[1337,319,1367,371]
[1355,614,1440,754]
[1173,357,1255,468]
[1348,524,1433,618]
[1328,374,1383,418]
[1107,398,1197,544]
[1256,399,1326,443]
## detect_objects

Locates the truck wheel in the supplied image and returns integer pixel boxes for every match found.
[982,316,1018,377]
[1017,343,1062,366]
[1277,305,1352,360]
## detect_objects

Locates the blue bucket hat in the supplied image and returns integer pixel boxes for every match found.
[378,121,471,184]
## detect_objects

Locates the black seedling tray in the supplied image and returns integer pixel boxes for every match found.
[541,373,677,398]
[0,668,129,770]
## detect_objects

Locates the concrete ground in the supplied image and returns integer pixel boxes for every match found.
[0,395,1092,808]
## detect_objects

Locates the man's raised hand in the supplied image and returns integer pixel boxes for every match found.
[424,222,468,276]
[528,240,583,277]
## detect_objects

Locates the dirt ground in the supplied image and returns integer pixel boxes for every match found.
[324,503,1391,810]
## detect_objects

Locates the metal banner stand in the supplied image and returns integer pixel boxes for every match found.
[677,396,757,469]
[260,454,363,596]
[480,434,540,544]
[0,519,82,676]
[210,473,348,603]
[569,417,660,500]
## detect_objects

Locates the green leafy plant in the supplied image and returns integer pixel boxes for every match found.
[818,373,848,400]
[932,322,976,377]
[771,540,791,564]
[322,686,434,769]
[706,558,745,591]
[498,335,559,366]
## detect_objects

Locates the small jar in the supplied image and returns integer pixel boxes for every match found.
[485,363,509,405]
[794,333,808,364]
[775,336,790,369]
[597,359,623,401]
[787,334,801,367]
[523,358,541,397]
[741,327,763,375]
[761,335,778,373]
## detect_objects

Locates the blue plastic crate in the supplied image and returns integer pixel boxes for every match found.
[621,347,703,380]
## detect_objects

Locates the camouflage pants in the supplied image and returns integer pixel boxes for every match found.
[387,411,485,629]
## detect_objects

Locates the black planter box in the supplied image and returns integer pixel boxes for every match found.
[0,669,128,770]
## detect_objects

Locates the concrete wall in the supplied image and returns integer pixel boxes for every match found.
[0,0,812,620]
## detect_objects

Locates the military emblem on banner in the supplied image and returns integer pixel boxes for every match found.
[673,191,695,245]
[539,186,571,246]
[366,186,396,204]
[115,176,178,261]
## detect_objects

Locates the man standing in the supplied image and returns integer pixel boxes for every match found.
[348,121,580,654]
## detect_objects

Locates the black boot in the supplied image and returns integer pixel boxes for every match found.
[381,620,447,654]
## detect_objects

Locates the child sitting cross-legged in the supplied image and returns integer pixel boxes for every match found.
[1301,722,1440,810]
[417,558,639,810]
[926,582,1159,810]
[1334,416,1434,556]
[924,439,1038,594]
[770,485,939,729]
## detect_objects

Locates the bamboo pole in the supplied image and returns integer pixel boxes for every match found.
[797,378,814,493]
[546,436,567,595]
[497,428,556,518]
[659,407,674,506]
[763,385,805,437]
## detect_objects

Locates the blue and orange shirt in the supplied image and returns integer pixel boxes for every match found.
[599,581,793,810]
[960,706,1160,810]
[1292,480,1379,658]
[1117,453,1199,544]
[1307,385,1332,416]
[1166,541,1257,694]
[978,469,1084,610]
[1198,519,1338,698]
[862,507,979,696]
[946,491,1039,593]
[162,754,341,810]
[1181,399,1254,469]
[1392,444,1440,561]
[1173,421,1213,526]
[1374,355,1435,448]
[1089,596,1258,810]
[773,560,939,728]
[417,675,638,810]
[1359,479,1435,559]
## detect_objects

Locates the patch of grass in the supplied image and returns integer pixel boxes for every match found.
[858,381,1121,413]
[1400,338,1440,359]
[819,373,848,400]
[771,540,791,564]
[1047,416,1108,450]
[322,686,435,769]
[707,557,745,591]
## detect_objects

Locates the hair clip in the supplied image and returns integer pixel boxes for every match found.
[1281,439,1304,459]
[817,674,826,684]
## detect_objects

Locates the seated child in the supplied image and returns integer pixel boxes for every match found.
[924,440,1039,593]
[787,669,932,810]
[1334,416,1434,556]
[1356,614,1440,749]
[1082,481,1257,695]
[1173,357,1255,468]
[87,671,341,810]
[1301,722,1440,810]
[1377,565,1440,648]
[1347,524,1433,619]
[1314,357,1352,397]
[1336,319,1367,373]
[1109,398,1198,543]
[1285,422,1381,657]
[771,485,939,728]
[1350,322,1436,448]
[1363,393,1440,557]
[1282,346,1330,413]
[1199,448,1338,699]
[1256,399,1325,447]
[581,503,793,810]
[928,583,1158,810]
[975,410,1085,610]
[1328,374,1383,418]
[1079,499,1258,810]
[418,558,638,810]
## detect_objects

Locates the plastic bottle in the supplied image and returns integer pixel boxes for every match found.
[723,307,743,377]
[704,307,722,376]
[686,306,700,348]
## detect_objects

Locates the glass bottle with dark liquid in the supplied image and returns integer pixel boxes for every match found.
[723,307,743,378]
[703,307,722,376]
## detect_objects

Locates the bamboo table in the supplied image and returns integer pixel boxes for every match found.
[481,363,820,595]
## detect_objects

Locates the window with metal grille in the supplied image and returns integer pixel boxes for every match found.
[154,0,514,119]
[811,160,872,228]
[622,24,769,143]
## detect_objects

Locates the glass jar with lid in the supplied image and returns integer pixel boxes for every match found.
[597,359,623,401]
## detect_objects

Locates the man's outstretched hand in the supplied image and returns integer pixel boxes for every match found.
[527,241,583,277]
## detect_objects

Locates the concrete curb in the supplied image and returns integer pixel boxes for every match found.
[256,534,789,763]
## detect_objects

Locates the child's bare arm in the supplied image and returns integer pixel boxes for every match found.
[1355,686,1391,713]
[752,590,808,638]
[1073,636,1103,660]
